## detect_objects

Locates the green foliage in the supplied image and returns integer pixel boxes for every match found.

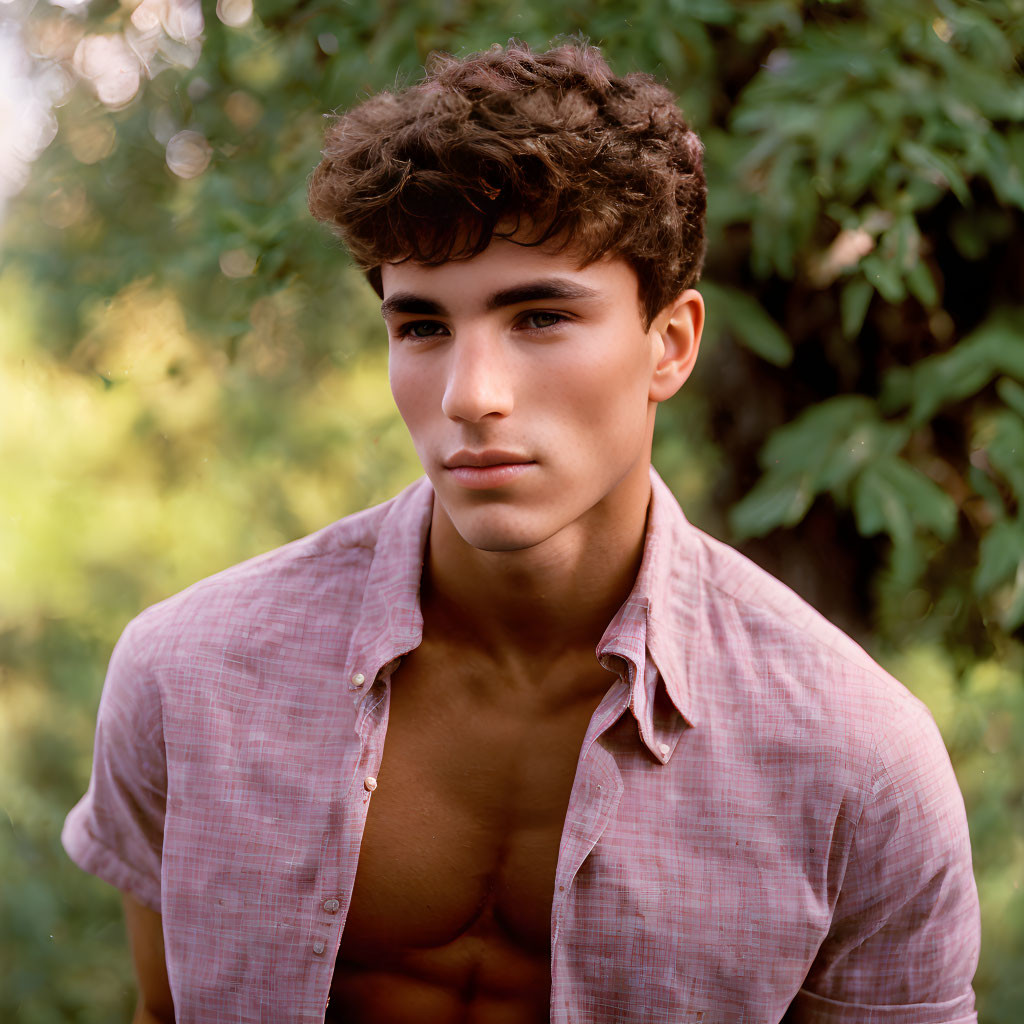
[700,280,794,366]
[3,0,1024,1019]
[880,315,1024,426]
[731,396,908,532]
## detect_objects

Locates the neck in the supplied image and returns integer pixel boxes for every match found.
[421,462,652,674]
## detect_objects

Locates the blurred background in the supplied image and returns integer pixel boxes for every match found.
[1,0,1022,1019]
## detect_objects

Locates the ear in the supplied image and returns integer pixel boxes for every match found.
[648,289,704,403]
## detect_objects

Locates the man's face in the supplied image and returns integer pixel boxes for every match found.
[381,237,690,554]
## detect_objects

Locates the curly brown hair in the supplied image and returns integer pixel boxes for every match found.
[307,40,706,326]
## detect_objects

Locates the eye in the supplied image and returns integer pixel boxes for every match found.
[396,320,449,340]
[519,311,568,330]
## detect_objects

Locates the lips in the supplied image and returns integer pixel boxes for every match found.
[443,449,534,469]
[442,451,537,490]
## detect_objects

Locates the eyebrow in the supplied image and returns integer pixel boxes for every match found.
[380,278,602,320]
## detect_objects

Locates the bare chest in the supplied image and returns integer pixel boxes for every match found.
[330,650,612,1021]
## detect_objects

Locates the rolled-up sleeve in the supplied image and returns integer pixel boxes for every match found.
[62,617,166,912]
[786,701,980,1022]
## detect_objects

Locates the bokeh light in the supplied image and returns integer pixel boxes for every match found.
[164,128,212,178]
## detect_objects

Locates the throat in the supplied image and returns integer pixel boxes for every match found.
[422,479,651,659]
[421,557,643,675]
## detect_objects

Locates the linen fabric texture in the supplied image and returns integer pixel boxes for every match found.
[62,468,981,1023]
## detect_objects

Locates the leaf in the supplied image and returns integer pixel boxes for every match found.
[1002,565,1024,632]
[655,31,687,80]
[819,419,910,491]
[853,461,913,542]
[887,458,959,539]
[993,324,1024,380]
[732,397,909,538]
[967,464,1008,522]
[840,120,894,198]
[729,471,815,539]
[897,139,970,204]
[758,395,877,476]
[852,456,957,541]
[971,132,1024,209]
[879,366,912,414]
[880,315,1024,425]
[996,377,1024,420]
[986,410,1024,505]
[765,397,907,493]
[668,0,735,24]
[888,212,921,270]
[841,276,874,339]
[815,101,874,170]
[859,251,906,304]
[905,258,938,309]
[700,281,793,366]
[975,519,1024,596]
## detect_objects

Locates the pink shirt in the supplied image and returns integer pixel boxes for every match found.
[63,468,980,1023]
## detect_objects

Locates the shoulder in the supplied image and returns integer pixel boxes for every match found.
[683,527,978,914]
[120,488,410,670]
[684,524,944,776]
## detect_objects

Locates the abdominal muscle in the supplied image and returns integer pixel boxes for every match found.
[326,796,562,1024]
[328,902,552,1023]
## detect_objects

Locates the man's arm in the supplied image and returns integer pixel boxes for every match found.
[122,892,175,1024]
[61,619,172,1016]
[786,700,980,1022]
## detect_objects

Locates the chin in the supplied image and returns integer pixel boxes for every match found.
[443,501,561,553]
[450,518,550,554]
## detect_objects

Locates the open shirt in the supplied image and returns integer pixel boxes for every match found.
[63,468,981,1023]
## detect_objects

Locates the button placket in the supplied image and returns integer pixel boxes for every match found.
[354,668,390,801]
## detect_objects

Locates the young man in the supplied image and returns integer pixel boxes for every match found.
[63,41,980,1024]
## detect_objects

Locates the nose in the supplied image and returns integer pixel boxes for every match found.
[440,334,514,423]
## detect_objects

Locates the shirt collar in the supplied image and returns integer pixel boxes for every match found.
[349,476,434,693]
[349,468,703,758]
[595,466,702,761]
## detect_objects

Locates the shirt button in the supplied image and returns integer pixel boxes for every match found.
[658,742,671,757]
[323,898,340,914]
[351,672,366,687]
[364,776,378,792]
[312,940,326,955]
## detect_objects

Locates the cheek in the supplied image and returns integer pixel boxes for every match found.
[532,338,651,431]
[388,354,427,426]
